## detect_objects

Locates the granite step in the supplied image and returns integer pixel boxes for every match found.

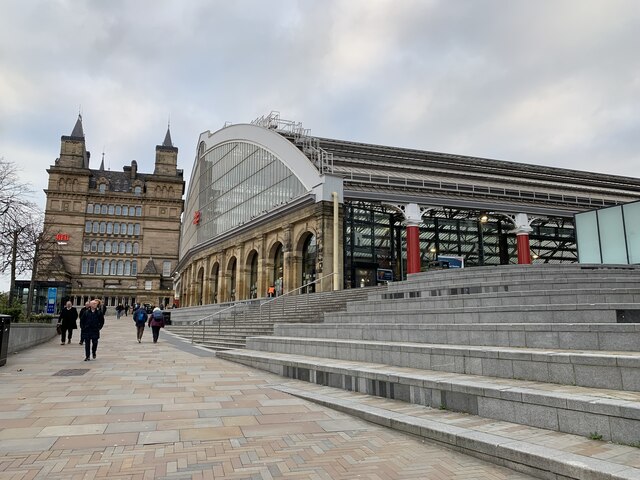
[273,322,640,352]
[216,349,640,445]
[245,336,640,392]
[267,380,640,480]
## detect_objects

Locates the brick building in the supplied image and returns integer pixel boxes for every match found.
[19,115,185,313]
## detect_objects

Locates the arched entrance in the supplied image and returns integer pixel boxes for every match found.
[246,250,259,299]
[210,262,219,304]
[271,242,284,296]
[301,233,317,293]
[196,267,204,305]
[227,257,237,302]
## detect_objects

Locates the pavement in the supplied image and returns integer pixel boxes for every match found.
[0,318,534,479]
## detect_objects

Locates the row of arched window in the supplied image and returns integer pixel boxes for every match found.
[83,240,140,254]
[84,221,141,235]
[86,203,143,216]
[81,259,138,276]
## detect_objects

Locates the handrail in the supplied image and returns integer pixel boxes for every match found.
[259,272,335,323]
[189,273,334,345]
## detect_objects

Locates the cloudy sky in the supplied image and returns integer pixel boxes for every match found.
[1,0,639,289]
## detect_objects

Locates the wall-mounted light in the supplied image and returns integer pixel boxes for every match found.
[429,247,437,253]
[480,214,489,223]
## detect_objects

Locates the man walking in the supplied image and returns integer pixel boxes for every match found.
[80,300,104,361]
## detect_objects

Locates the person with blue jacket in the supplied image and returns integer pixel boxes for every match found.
[80,300,105,361]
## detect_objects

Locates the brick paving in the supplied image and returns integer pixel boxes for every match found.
[0,319,533,479]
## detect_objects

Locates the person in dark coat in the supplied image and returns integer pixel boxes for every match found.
[80,300,105,361]
[78,301,90,345]
[57,300,78,344]
[148,307,165,343]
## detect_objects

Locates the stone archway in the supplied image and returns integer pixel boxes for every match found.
[227,257,237,302]
[245,250,259,299]
[299,232,317,293]
[210,262,220,304]
[268,242,284,296]
[196,267,205,305]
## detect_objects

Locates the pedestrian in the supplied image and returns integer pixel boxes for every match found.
[116,303,124,319]
[148,307,165,343]
[133,304,147,343]
[57,300,78,345]
[78,301,90,344]
[80,300,105,361]
[124,303,130,316]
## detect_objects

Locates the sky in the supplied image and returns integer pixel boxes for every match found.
[1,0,640,291]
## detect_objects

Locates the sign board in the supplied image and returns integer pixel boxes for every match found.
[46,287,57,314]
[437,255,464,269]
[376,268,393,282]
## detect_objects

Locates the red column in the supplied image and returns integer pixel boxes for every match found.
[516,233,531,264]
[406,224,421,274]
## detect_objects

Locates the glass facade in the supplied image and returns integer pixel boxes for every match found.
[197,141,306,243]
[344,202,577,288]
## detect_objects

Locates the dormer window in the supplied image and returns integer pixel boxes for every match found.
[99,183,106,194]
[134,186,142,195]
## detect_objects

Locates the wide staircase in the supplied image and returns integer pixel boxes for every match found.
[217,264,640,480]
[165,287,380,350]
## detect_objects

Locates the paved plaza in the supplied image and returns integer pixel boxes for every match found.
[0,318,533,479]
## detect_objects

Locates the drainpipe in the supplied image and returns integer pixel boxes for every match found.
[332,191,339,290]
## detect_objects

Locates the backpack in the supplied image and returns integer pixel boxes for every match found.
[153,310,164,320]
[134,309,146,323]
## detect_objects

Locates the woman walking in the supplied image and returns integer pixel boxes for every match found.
[57,300,78,344]
[148,307,165,343]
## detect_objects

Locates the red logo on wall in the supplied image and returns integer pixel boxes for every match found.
[55,233,70,242]
[193,211,201,225]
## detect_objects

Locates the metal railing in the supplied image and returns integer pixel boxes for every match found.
[259,273,335,323]
[190,298,261,344]
[189,273,335,345]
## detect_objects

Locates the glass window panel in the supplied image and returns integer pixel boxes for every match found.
[132,261,137,275]
[598,206,628,264]
[127,224,134,235]
[81,259,88,274]
[101,205,107,214]
[115,205,121,215]
[85,221,91,233]
[94,204,100,214]
[123,206,128,216]
[99,222,106,234]
[136,206,142,216]
[112,241,118,252]
[114,223,120,234]
[92,222,99,233]
[89,259,95,274]
[575,211,601,263]
[108,205,114,215]
[121,222,127,233]
[96,260,102,275]
[623,201,640,264]
[90,241,97,252]
[107,222,113,234]
[117,261,124,275]
[98,241,104,253]
[126,242,132,254]
[86,203,93,213]
[124,261,131,276]
[119,242,125,253]
[133,242,139,254]
[134,224,140,235]
[105,242,112,253]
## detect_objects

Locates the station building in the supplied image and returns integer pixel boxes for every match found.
[176,112,640,307]
[15,116,185,313]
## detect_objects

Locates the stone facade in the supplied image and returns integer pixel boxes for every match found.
[39,116,184,309]
[178,201,342,307]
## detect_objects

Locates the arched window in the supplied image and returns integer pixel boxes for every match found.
[119,242,125,254]
[301,234,317,292]
[117,261,124,276]
[127,224,134,235]
[125,242,132,254]
[98,241,104,253]
[110,260,117,275]
[121,222,127,233]
[273,243,284,296]
[90,240,97,253]
[89,259,95,274]
[93,204,100,214]
[114,223,120,234]
[132,260,138,275]
[101,204,107,214]
[99,222,106,234]
[134,224,140,235]
[85,221,91,233]
[133,242,139,254]
[81,259,88,274]
[136,206,142,216]
[112,241,118,252]
[115,205,122,215]
[86,203,93,213]
[134,186,142,195]
[107,222,113,234]
[99,184,106,194]
[108,205,114,215]
[96,260,103,275]
[122,206,128,216]
[124,261,131,276]
[83,241,90,253]
[92,222,99,233]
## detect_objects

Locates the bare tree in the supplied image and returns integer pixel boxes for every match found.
[0,158,41,302]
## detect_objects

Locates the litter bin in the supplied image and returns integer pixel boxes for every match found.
[162,311,172,326]
[0,315,11,367]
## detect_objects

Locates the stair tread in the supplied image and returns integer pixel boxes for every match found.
[219,349,640,404]
[270,380,640,479]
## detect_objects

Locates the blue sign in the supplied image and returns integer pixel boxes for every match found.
[47,287,57,314]
[437,255,465,269]
[376,268,393,282]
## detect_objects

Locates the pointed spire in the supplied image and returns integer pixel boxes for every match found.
[100,152,105,170]
[162,125,173,147]
[71,114,84,138]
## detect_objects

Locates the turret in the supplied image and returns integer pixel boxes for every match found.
[58,115,90,169]
[154,126,178,176]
